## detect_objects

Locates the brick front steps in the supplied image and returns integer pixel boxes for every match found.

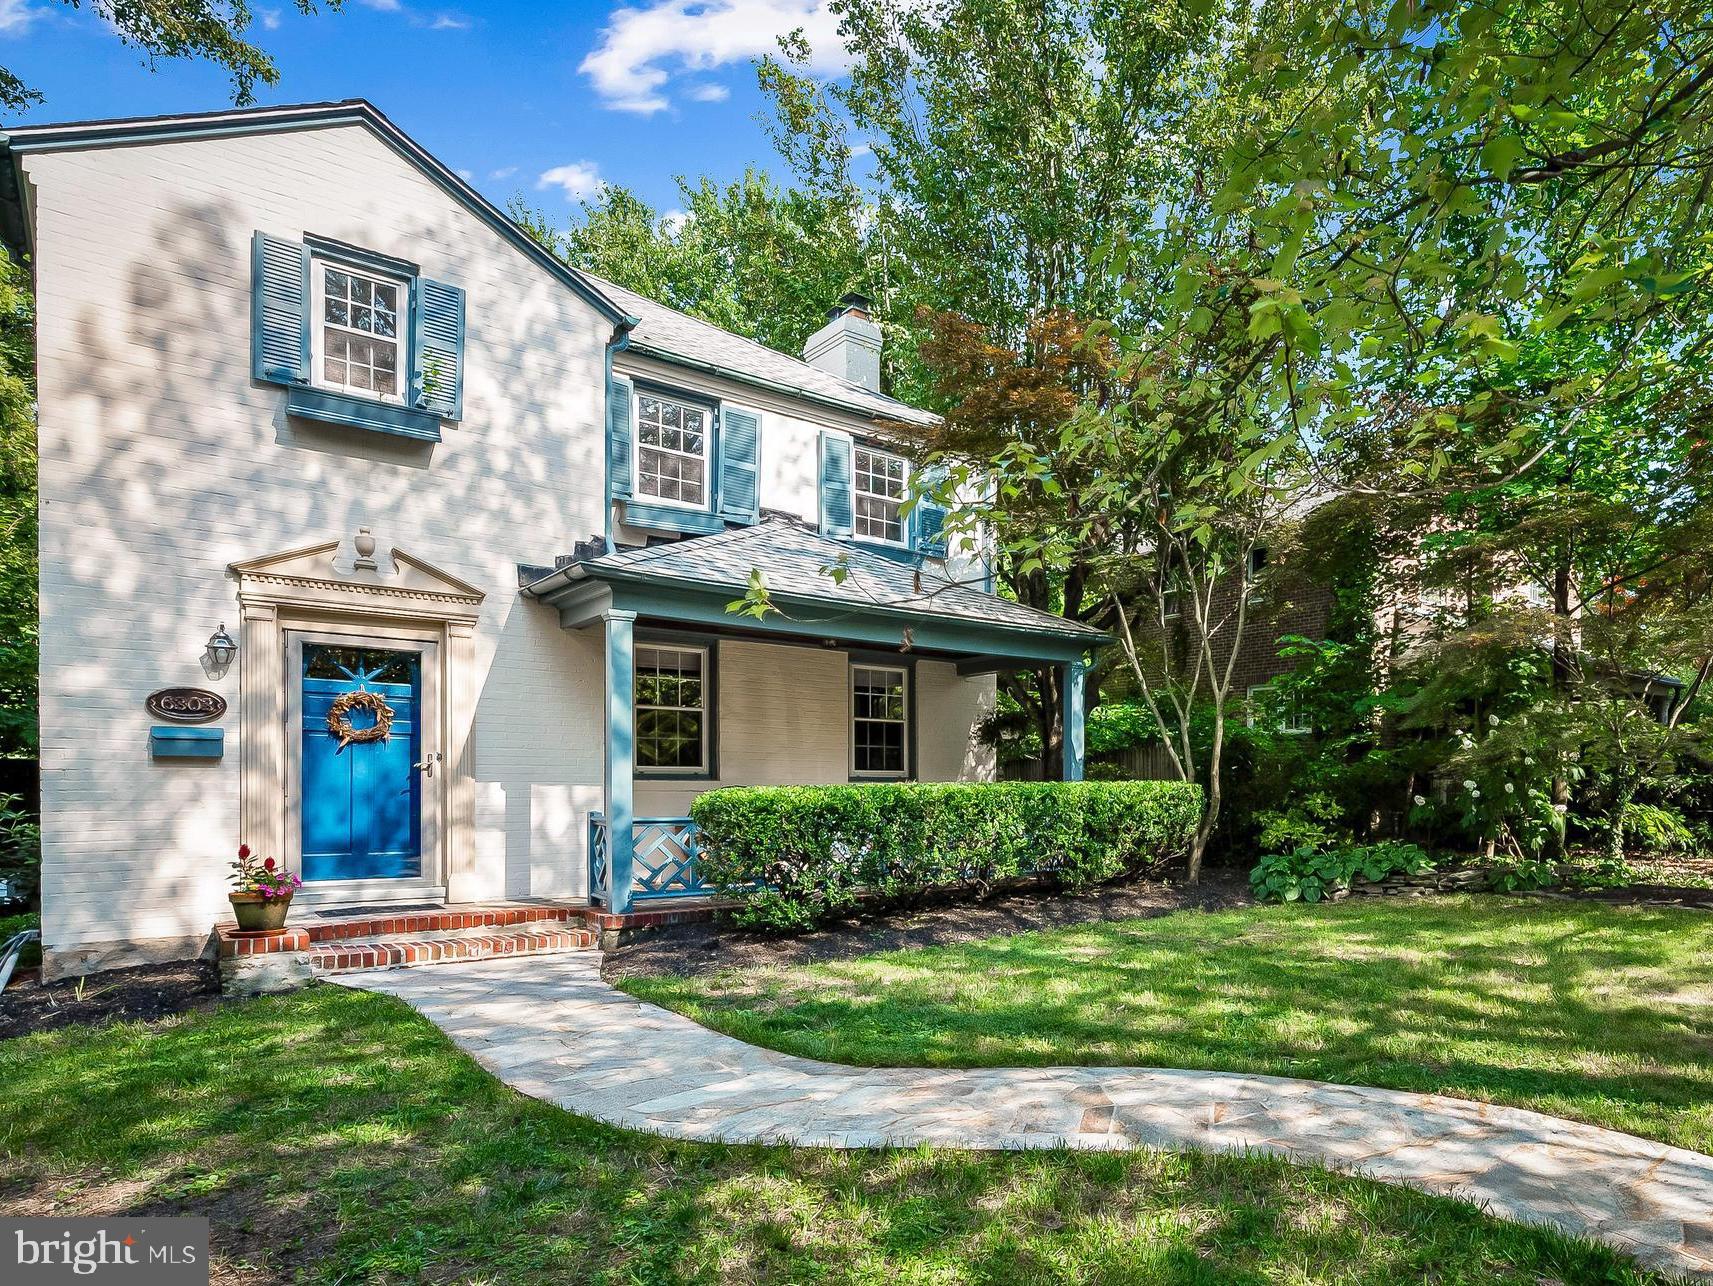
[308,925,597,975]
[217,902,600,994]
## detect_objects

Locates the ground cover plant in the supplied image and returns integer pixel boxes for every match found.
[626,897,1713,1157]
[0,982,1661,1284]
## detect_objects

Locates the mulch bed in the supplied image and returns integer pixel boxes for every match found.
[601,871,1256,983]
[0,958,223,1040]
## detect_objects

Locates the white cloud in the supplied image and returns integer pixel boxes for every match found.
[357,0,404,9]
[455,168,475,181]
[538,161,605,202]
[687,83,730,103]
[258,7,283,30]
[0,0,40,35]
[661,208,691,235]
[430,13,471,29]
[850,140,872,158]
[579,0,847,115]
[490,166,519,181]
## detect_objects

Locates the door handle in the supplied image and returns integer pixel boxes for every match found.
[403,752,443,793]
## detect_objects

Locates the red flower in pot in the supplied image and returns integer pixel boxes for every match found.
[229,844,302,932]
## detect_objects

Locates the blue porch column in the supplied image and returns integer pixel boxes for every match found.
[603,609,637,913]
[1062,657,1087,782]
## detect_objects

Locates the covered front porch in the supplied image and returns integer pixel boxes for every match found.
[522,522,1105,914]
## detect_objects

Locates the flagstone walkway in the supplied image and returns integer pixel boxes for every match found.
[341,954,1713,1281]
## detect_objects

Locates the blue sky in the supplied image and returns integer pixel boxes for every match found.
[0,0,848,222]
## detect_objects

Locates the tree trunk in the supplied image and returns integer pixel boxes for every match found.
[1547,552,1575,857]
[1187,707,1226,883]
[1037,666,1062,781]
[1608,780,1637,864]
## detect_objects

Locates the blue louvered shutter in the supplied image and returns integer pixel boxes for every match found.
[818,431,853,538]
[608,374,634,499]
[913,466,950,556]
[410,276,465,420]
[250,231,309,386]
[718,405,761,524]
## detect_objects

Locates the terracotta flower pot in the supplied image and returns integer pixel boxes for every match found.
[230,891,293,933]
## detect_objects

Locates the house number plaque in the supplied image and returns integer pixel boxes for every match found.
[146,687,227,723]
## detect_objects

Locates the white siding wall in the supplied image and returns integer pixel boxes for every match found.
[28,123,612,968]
[634,644,994,817]
[27,121,998,973]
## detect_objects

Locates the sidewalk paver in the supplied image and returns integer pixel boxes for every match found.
[340,953,1713,1281]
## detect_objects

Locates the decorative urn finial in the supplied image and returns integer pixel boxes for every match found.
[353,526,378,572]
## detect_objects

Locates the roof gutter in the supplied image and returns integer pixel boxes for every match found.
[521,559,1109,646]
[624,340,939,430]
[0,138,28,267]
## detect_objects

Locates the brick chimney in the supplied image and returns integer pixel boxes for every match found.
[802,292,882,392]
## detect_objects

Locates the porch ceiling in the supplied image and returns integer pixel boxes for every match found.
[520,522,1106,668]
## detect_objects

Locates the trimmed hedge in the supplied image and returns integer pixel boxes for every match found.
[691,780,1203,932]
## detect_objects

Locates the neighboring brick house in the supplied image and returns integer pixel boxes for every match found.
[1220,547,1338,731]
[5,99,1106,979]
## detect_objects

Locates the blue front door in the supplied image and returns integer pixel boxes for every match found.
[301,644,423,882]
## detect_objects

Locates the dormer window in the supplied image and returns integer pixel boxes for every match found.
[637,390,710,508]
[854,445,908,545]
[313,260,404,402]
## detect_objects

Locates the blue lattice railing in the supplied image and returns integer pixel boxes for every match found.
[588,811,612,906]
[588,813,710,908]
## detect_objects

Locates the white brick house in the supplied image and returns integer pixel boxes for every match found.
[1,100,1101,978]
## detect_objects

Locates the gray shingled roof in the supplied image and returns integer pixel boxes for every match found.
[581,271,939,427]
[556,521,1105,642]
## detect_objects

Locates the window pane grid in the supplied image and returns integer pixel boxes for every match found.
[636,646,707,770]
[854,447,907,543]
[637,394,708,505]
[320,264,401,397]
[852,665,907,775]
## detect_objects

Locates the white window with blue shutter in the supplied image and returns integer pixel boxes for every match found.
[250,230,465,442]
[611,379,732,536]
[717,404,761,525]
[818,430,854,539]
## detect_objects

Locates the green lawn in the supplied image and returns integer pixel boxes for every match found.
[625,896,1713,1157]
[0,984,1658,1283]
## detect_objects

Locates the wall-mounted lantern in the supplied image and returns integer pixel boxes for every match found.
[204,623,238,671]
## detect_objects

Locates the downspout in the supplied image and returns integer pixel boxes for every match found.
[603,318,637,553]
[0,927,38,992]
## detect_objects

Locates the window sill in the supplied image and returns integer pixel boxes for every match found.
[636,770,715,781]
[621,499,726,537]
[286,385,442,443]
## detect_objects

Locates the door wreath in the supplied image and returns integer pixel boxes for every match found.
[326,689,395,750]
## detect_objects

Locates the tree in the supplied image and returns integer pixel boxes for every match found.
[514,170,869,364]
[761,0,1231,768]
[892,308,1138,775]
[915,0,1713,876]
[0,253,34,757]
[1,2,342,110]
